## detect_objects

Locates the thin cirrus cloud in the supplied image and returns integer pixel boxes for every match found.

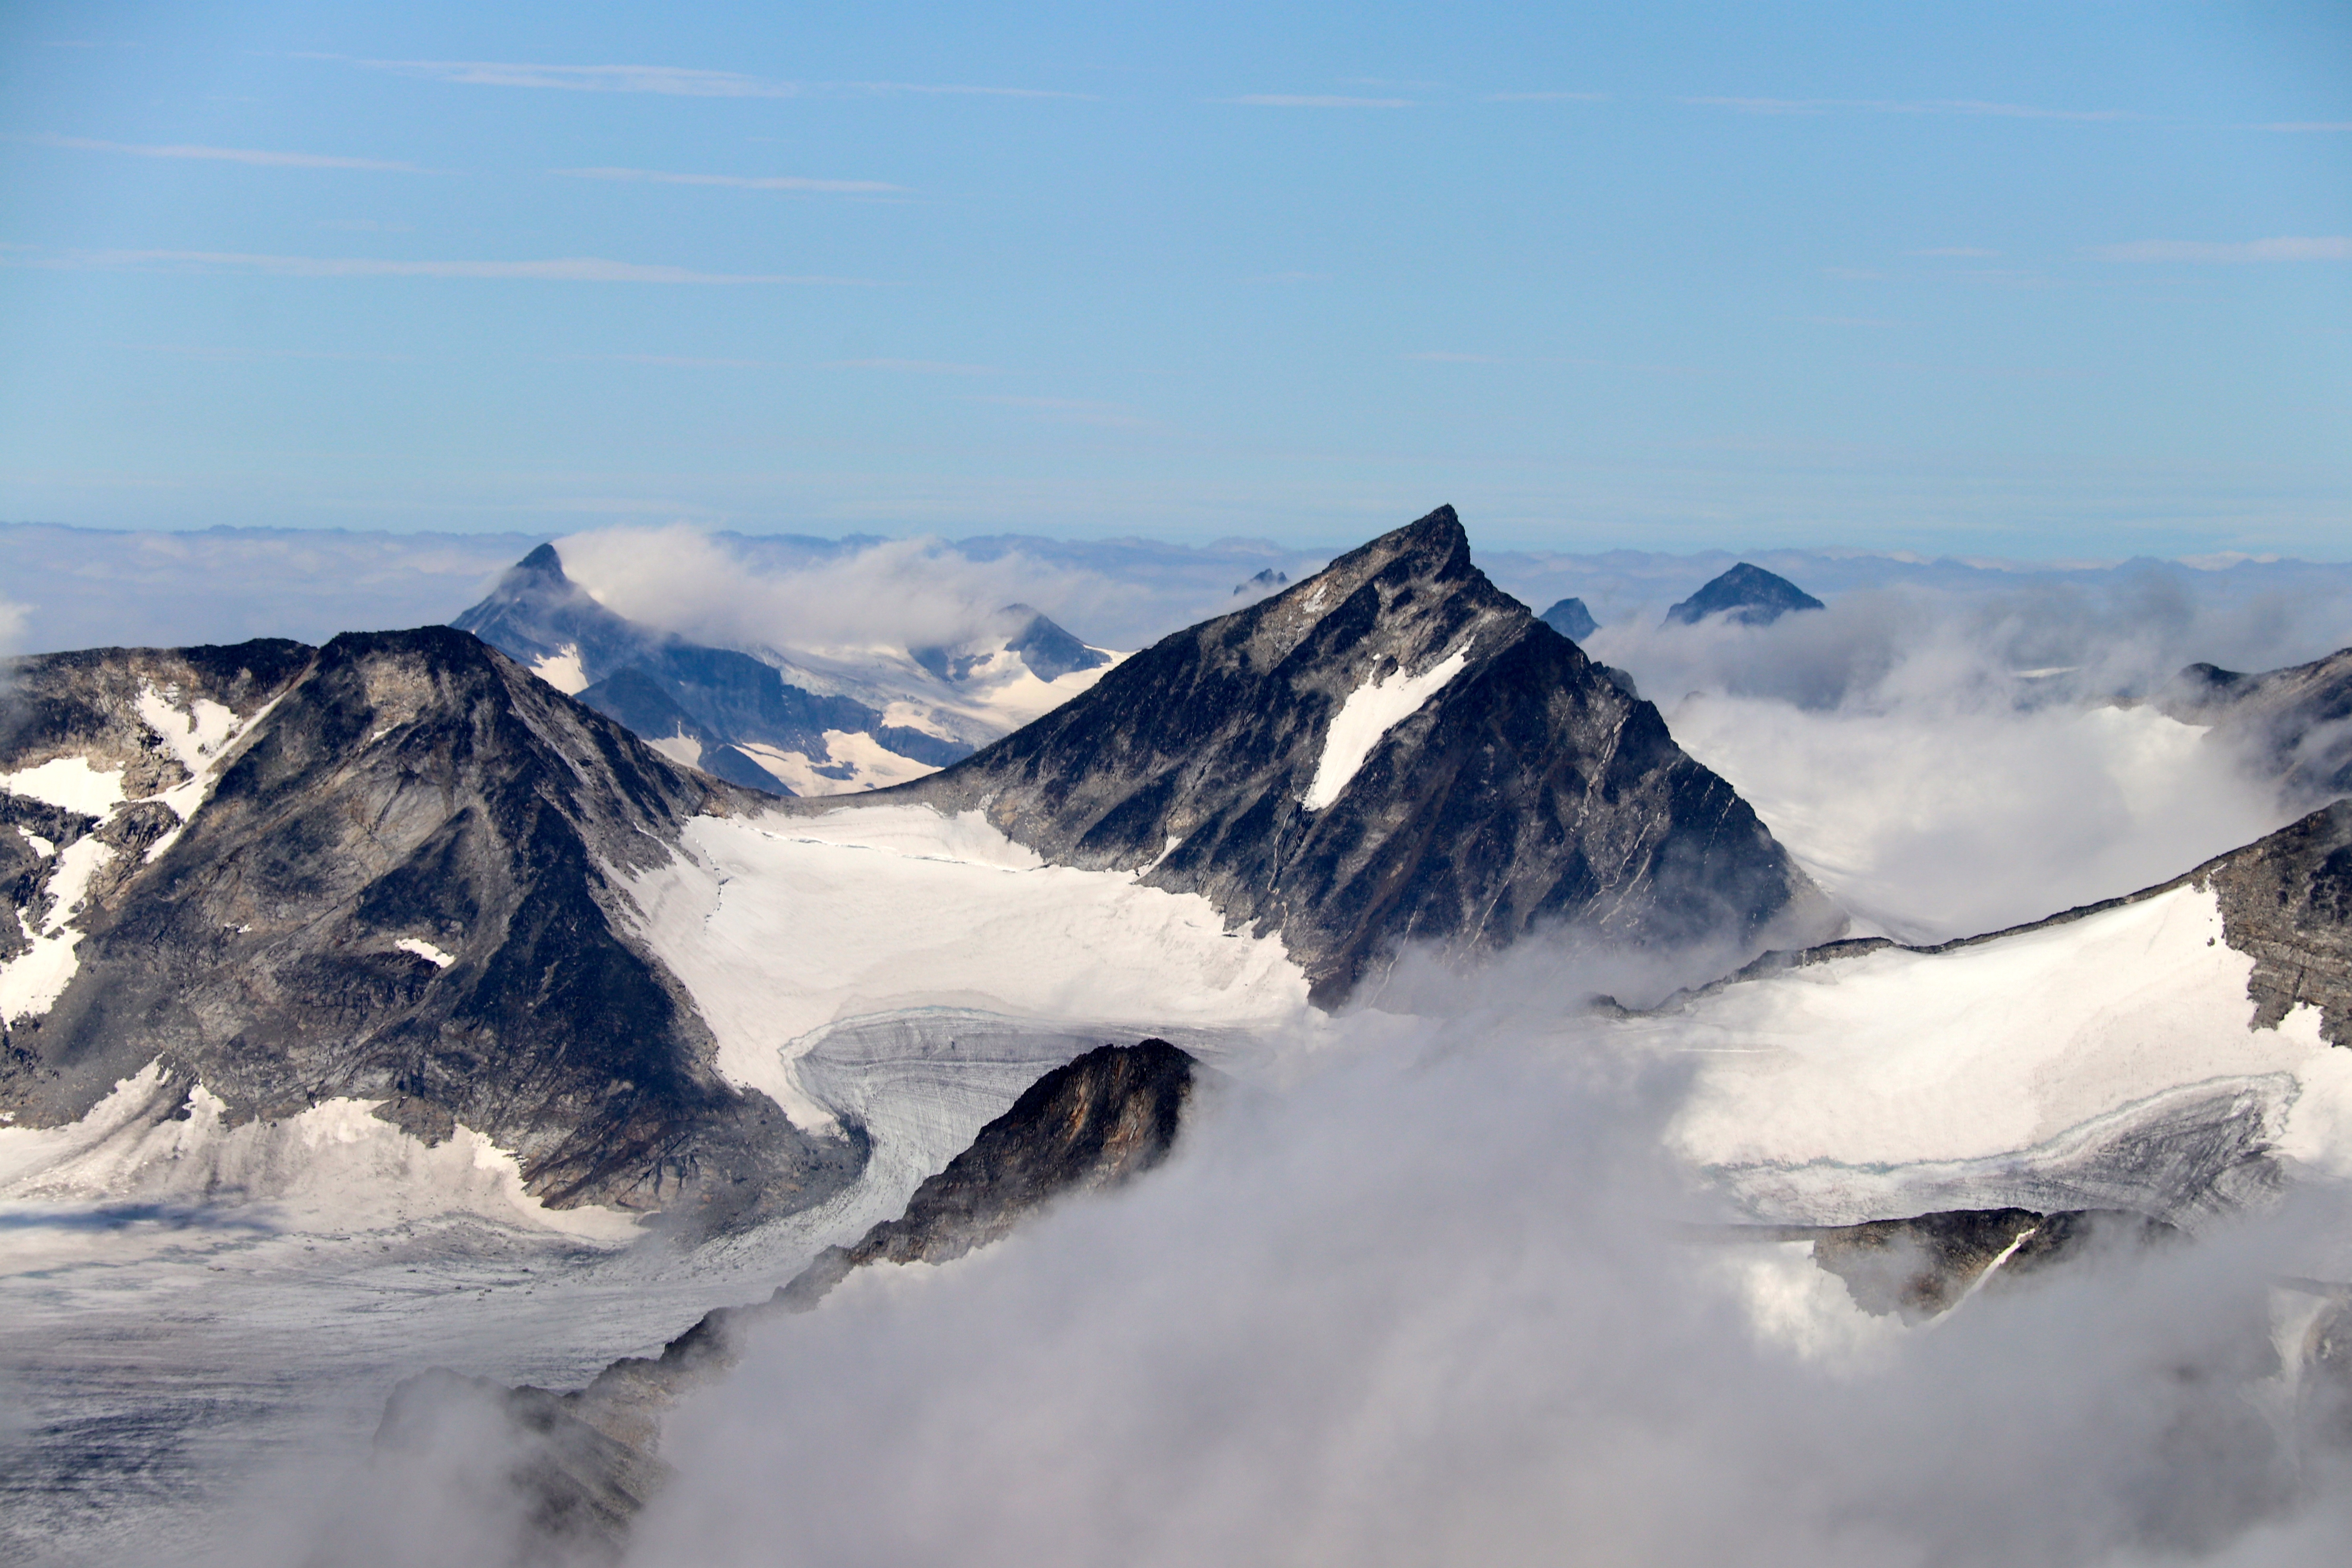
[1686,96,2134,122]
[557,166,904,194]
[822,358,997,374]
[1484,91,1611,102]
[1220,94,1416,108]
[305,54,1085,100]
[22,249,880,284]
[2092,236,2352,262]
[31,133,423,171]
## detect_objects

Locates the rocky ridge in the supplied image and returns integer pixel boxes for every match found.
[0,628,852,1220]
[882,506,1840,1002]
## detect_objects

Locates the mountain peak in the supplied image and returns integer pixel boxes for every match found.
[515,542,567,577]
[892,506,1834,1001]
[1666,562,1825,627]
[1323,504,1470,585]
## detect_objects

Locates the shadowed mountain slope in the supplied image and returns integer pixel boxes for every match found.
[882,506,1839,1003]
[2161,645,2352,812]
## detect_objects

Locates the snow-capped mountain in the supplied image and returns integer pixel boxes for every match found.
[0,628,856,1225]
[889,505,1841,1002]
[1664,561,1826,627]
[451,544,1119,795]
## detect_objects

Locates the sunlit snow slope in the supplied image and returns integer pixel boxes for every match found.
[1652,880,2351,1229]
[628,803,1314,1129]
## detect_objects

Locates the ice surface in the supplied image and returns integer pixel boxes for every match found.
[627,804,1314,1128]
[1303,643,1472,811]
[1655,885,2352,1221]
[394,937,456,969]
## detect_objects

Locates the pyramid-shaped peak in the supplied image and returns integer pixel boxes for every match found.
[515,543,568,577]
[1303,504,1475,597]
[1666,562,1824,628]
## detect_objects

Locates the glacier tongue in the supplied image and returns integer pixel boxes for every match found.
[625,803,1313,1131]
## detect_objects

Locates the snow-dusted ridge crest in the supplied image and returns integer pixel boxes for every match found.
[1690,794,2352,1047]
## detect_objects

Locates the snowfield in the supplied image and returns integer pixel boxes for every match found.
[1303,642,1472,811]
[627,803,1316,1128]
[1652,884,2352,1226]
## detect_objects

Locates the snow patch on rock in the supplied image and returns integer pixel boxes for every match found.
[396,937,456,969]
[1303,642,1472,811]
[530,645,590,695]
[0,756,127,816]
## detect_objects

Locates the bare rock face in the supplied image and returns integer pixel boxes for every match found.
[0,627,856,1220]
[886,506,1839,1002]
[2207,799,2352,1045]
[2161,646,2352,811]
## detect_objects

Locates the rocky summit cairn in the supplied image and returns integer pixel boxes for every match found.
[888,505,1840,1002]
[1664,562,1825,628]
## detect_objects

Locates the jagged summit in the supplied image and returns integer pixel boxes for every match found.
[1666,562,1825,627]
[1539,597,1598,641]
[889,505,1839,1002]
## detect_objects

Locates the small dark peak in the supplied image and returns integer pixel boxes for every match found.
[1234,567,1290,596]
[1665,563,1825,628]
[1539,597,1598,642]
[515,542,568,577]
[999,604,1109,682]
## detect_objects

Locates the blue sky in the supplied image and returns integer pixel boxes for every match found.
[2,0,2347,557]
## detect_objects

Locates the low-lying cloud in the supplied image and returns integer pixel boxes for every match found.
[1575,570,2352,940]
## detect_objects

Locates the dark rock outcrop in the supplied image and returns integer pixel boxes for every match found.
[1664,563,1824,627]
[1805,1208,2178,1322]
[880,506,1838,1003]
[1,628,857,1220]
[1538,597,1598,642]
[2160,646,2352,811]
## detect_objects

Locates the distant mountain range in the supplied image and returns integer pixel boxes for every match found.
[450,544,1117,795]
